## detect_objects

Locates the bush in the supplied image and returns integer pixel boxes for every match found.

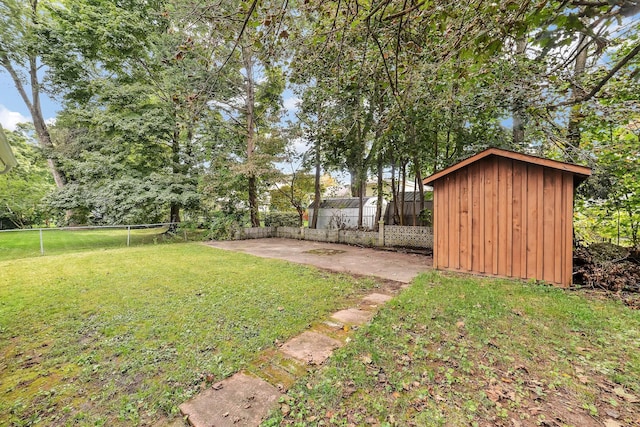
[206,211,245,240]
[264,211,300,227]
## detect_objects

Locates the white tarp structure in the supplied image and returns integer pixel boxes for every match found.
[308,197,386,230]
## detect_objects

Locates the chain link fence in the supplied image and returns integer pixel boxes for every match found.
[0,223,205,262]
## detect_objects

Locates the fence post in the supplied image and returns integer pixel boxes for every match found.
[39,228,44,255]
[300,226,305,240]
[378,220,385,247]
[127,226,131,247]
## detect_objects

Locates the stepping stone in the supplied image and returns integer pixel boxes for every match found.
[362,293,393,305]
[179,372,282,427]
[280,331,342,365]
[331,308,373,326]
[322,320,344,329]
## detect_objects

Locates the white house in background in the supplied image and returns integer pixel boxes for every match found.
[307,197,386,230]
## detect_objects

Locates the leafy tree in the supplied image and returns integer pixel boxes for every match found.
[0,0,66,187]
[44,0,216,226]
[578,119,640,246]
[270,171,317,225]
[0,125,54,228]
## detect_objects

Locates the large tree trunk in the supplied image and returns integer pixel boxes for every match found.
[400,161,407,226]
[0,51,65,188]
[242,45,260,227]
[354,166,364,229]
[416,162,424,213]
[512,37,527,146]
[169,203,181,226]
[433,129,439,172]
[412,175,417,226]
[374,153,383,231]
[567,34,589,158]
[349,168,358,197]
[311,139,321,229]
[167,126,182,233]
[391,158,399,225]
[248,175,259,227]
[358,179,364,229]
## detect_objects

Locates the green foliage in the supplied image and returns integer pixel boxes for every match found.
[577,121,640,246]
[263,211,299,227]
[5,0,639,236]
[418,209,433,225]
[0,127,55,228]
[269,172,316,212]
[43,1,210,225]
[206,211,246,240]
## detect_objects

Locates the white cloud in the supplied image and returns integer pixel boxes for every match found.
[291,136,308,154]
[283,97,300,114]
[0,105,30,131]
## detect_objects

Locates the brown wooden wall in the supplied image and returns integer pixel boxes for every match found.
[432,156,575,287]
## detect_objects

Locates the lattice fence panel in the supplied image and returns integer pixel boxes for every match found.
[304,229,340,242]
[303,229,323,242]
[339,230,379,247]
[239,227,275,239]
[276,227,302,239]
[385,226,433,248]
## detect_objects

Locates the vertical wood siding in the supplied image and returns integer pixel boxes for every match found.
[432,156,575,287]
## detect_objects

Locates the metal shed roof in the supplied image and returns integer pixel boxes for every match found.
[308,197,378,209]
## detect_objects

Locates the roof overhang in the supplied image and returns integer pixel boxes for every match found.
[423,147,592,186]
[0,124,18,174]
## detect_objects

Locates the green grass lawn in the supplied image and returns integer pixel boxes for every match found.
[265,272,640,426]
[0,244,379,426]
[0,227,204,262]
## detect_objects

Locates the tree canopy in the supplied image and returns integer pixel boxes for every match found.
[0,0,638,242]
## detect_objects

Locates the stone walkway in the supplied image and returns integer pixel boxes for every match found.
[175,239,430,426]
[178,285,399,427]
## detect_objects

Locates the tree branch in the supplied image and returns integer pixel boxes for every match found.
[0,52,34,113]
[550,41,640,108]
[570,0,611,7]
[383,0,425,21]
[215,0,258,79]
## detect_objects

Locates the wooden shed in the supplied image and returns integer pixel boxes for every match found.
[423,148,591,287]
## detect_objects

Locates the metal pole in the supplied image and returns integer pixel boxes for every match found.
[127,226,131,247]
[39,228,44,255]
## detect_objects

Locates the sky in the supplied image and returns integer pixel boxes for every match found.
[0,69,302,132]
[0,71,62,131]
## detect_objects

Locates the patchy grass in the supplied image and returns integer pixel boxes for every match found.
[0,244,380,426]
[265,272,640,427]
[0,227,204,262]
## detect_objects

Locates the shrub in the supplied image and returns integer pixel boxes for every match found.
[206,211,245,240]
[264,211,300,227]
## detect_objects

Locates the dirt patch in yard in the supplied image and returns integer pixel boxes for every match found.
[304,248,346,256]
